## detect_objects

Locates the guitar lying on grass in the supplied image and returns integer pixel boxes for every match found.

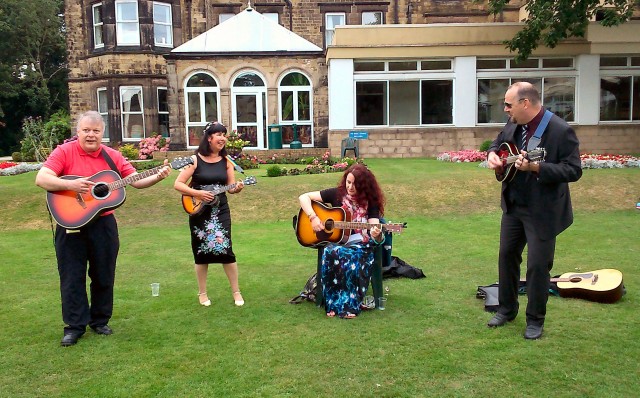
[181,176,257,216]
[551,269,625,304]
[47,157,193,229]
[494,142,546,182]
[295,200,406,248]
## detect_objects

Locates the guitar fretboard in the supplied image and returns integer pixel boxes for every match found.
[199,182,241,195]
[107,166,165,191]
[333,221,402,232]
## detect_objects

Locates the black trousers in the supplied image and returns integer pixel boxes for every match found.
[497,205,555,326]
[55,215,119,333]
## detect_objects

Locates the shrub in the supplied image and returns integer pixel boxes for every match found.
[119,144,139,160]
[18,111,72,162]
[138,134,170,159]
[232,153,262,170]
[133,160,163,171]
[266,165,283,177]
[11,152,22,162]
[479,140,492,152]
[226,130,250,156]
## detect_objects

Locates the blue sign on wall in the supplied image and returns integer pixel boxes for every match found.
[349,131,369,139]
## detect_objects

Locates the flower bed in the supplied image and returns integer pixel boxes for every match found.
[436,150,487,163]
[437,150,640,169]
[580,153,640,169]
[0,162,43,176]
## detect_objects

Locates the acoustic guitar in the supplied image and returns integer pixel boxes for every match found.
[181,176,257,216]
[552,269,624,304]
[295,200,405,248]
[495,142,546,182]
[46,157,193,229]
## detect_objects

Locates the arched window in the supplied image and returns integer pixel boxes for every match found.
[184,72,220,147]
[278,71,313,146]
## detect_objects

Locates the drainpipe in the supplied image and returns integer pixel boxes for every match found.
[407,2,413,24]
[284,0,293,31]
[393,0,399,24]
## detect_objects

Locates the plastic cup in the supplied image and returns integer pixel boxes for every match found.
[151,283,160,297]
[378,297,387,310]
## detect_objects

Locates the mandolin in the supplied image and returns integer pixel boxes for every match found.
[494,142,546,182]
[181,176,257,216]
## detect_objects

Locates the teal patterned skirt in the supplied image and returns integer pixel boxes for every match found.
[320,242,374,318]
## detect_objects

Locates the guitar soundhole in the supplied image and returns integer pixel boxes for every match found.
[324,219,334,232]
[92,183,110,199]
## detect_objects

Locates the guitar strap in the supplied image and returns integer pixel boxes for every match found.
[527,110,552,151]
[226,155,245,174]
[101,148,122,177]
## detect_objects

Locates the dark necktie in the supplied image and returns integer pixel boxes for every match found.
[521,124,529,150]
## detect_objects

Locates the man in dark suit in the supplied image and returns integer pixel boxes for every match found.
[486,81,582,339]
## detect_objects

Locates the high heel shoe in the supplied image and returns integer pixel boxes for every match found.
[198,292,211,307]
[233,291,244,306]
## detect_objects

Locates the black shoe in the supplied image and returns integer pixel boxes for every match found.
[487,313,515,328]
[60,332,83,347]
[91,325,113,335]
[524,324,543,340]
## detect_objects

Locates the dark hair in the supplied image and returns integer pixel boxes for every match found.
[337,163,385,216]
[196,122,228,157]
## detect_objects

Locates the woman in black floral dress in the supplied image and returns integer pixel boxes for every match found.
[298,164,385,319]
[174,122,245,307]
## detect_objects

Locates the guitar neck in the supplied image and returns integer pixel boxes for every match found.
[333,221,385,231]
[107,165,164,191]
[203,182,238,195]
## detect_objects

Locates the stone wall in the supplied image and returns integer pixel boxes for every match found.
[328,125,640,158]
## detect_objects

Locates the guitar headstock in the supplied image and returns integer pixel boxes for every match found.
[170,156,194,170]
[382,222,406,234]
[243,176,258,186]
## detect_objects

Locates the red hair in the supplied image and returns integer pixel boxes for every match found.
[337,164,385,216]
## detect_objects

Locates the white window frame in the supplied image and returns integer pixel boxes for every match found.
[278,70,314,147]
[116,0,140,46]
[184,72,221,148]
[476,57,578,125]
[97,87,109,141]
[325,13,345,48]
[153,2,173,47]
[599,55,640,123]
[353,60,455,127]
[92,3,104,49]
[120,86,145,141]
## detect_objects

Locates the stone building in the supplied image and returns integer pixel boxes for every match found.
[65,0,640,156]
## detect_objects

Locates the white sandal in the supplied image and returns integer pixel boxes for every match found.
[233,291,244,306]
[198,292,211,307]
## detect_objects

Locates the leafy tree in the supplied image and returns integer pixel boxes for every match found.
[488,0,638,61]
[0,0,68,155]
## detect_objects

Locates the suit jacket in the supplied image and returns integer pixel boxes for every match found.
[489,112,582,240]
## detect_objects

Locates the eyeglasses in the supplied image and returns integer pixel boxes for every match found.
[504,98,527,109]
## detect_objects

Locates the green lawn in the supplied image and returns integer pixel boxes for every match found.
[0,159,638,397]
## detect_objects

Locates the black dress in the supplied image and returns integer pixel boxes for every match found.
[189,155,236,264]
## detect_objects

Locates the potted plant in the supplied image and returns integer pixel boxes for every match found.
[226,130,250,157]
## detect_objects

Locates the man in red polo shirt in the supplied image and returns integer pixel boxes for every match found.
[36,110,170,347]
